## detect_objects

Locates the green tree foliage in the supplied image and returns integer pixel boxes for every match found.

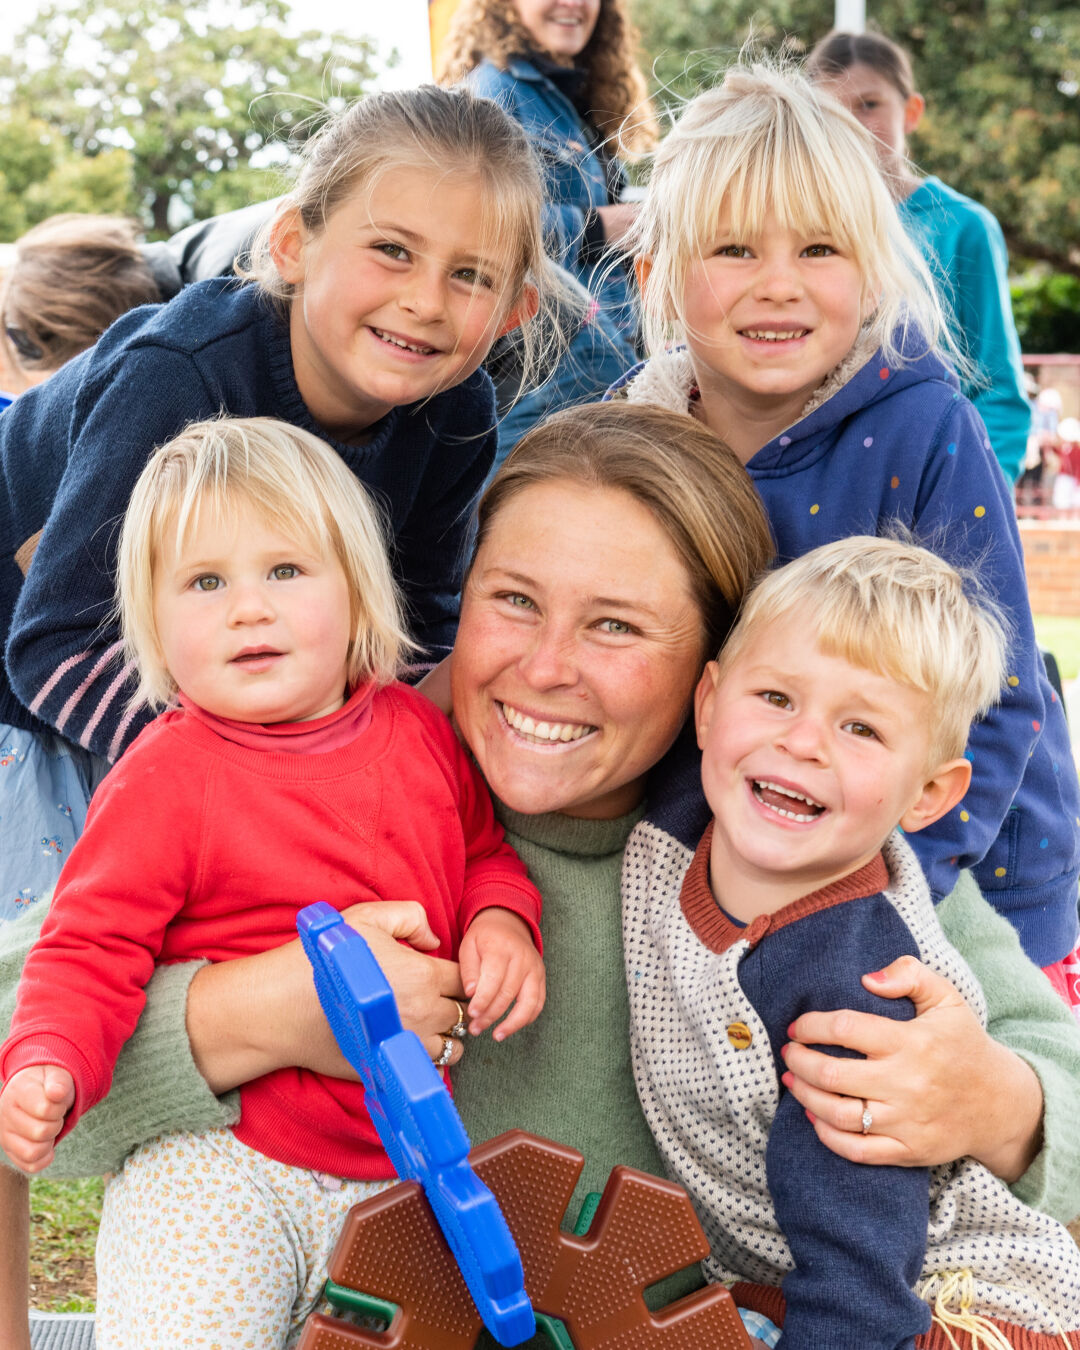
[0,0,377,237]
[1011,271,1080,352]
[631,0,1080,274]
[0,113,136,238]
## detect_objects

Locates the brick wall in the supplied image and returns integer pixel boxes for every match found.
[1019,520,1080,615]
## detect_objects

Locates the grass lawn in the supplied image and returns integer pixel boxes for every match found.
[29,1176,101,1311]
[1034,614,1080,682]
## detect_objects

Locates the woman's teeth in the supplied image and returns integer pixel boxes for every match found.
[500,702,595,743]
[373,329,435,354]
[752,779,825,822]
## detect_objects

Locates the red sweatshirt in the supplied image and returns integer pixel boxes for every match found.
[0,683,542,1179]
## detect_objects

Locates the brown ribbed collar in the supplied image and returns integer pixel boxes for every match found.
[679,820,890,954]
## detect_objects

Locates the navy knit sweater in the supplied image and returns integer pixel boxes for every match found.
[1,279,496,760]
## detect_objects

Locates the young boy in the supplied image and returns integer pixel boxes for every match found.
[624,537,1080,1350]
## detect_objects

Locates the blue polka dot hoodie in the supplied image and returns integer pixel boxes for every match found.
[613,332,1080,968]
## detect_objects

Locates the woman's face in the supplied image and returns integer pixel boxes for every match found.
[452,479,707,820]
[513,0,601,63]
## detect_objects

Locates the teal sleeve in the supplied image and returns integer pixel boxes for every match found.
[949,209,1030,482]
[0,898,238,1178]
[938,871,1080,1222]
[902,181,1030,481]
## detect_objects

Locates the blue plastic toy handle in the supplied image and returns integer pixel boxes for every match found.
[297,901,535,1346]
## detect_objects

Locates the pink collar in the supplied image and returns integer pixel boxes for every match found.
[178,682,378,756]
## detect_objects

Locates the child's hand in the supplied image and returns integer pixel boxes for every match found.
[458,909,545,1041]
[0,1065,75,1173]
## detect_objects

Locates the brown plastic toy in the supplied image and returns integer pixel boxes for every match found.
[298,1129,752,1350]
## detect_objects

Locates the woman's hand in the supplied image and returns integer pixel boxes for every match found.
[781,955,1043,1181]
[186,901,468,1093]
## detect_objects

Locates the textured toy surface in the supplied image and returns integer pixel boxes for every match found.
[297,902,534,1346]
[298,1130,753,1350]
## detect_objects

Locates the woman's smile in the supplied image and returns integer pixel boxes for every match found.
[497,700,598,745]
[452,478,705,820]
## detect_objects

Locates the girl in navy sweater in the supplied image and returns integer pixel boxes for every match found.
[616,59,1080,1003]
[0,84,551,1350]
[0,84,550,917]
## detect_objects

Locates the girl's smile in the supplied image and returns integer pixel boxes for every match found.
[273,165,530,441]
[681,213,867,461]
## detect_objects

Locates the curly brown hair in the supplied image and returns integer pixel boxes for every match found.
[435,0,658,157]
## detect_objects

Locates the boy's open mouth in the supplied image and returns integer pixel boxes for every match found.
[752,778,825,822]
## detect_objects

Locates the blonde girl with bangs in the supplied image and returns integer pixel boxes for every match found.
[617,59,1080,1061]
[0,416,545,1350]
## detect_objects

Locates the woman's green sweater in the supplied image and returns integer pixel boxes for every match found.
[1,817,1077,1236]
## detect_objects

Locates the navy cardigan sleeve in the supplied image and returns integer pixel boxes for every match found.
[742,897,934,1349]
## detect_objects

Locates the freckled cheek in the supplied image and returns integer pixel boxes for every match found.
[604,651,700,745]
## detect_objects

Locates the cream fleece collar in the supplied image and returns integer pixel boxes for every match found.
[622,330,879,437]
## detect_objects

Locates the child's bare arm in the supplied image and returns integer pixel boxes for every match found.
[458,908,545,1041]
[0,1066,75,1173]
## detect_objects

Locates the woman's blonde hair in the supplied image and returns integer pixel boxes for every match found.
[435,0,659,156]
[118,416,414,712]
[632,59,954,373]
[240,84,568,395]
[472,400,774,658]
[716,535,1010,766]
[1,215,160,374]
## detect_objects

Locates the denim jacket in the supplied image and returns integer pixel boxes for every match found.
[465,58,636,340]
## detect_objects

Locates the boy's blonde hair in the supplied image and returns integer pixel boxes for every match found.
[632,60,954,374]
[716,536,1010,767]
[239,85,568,397]
[118,417,414,712]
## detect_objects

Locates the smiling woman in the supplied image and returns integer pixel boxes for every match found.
[452,477,707,820]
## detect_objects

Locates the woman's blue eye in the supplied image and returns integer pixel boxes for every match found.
[272,565,299,581]
[193,575,221,592]
[599,618,632,635]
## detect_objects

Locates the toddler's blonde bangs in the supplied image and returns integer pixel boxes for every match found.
[118,417,414,715]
